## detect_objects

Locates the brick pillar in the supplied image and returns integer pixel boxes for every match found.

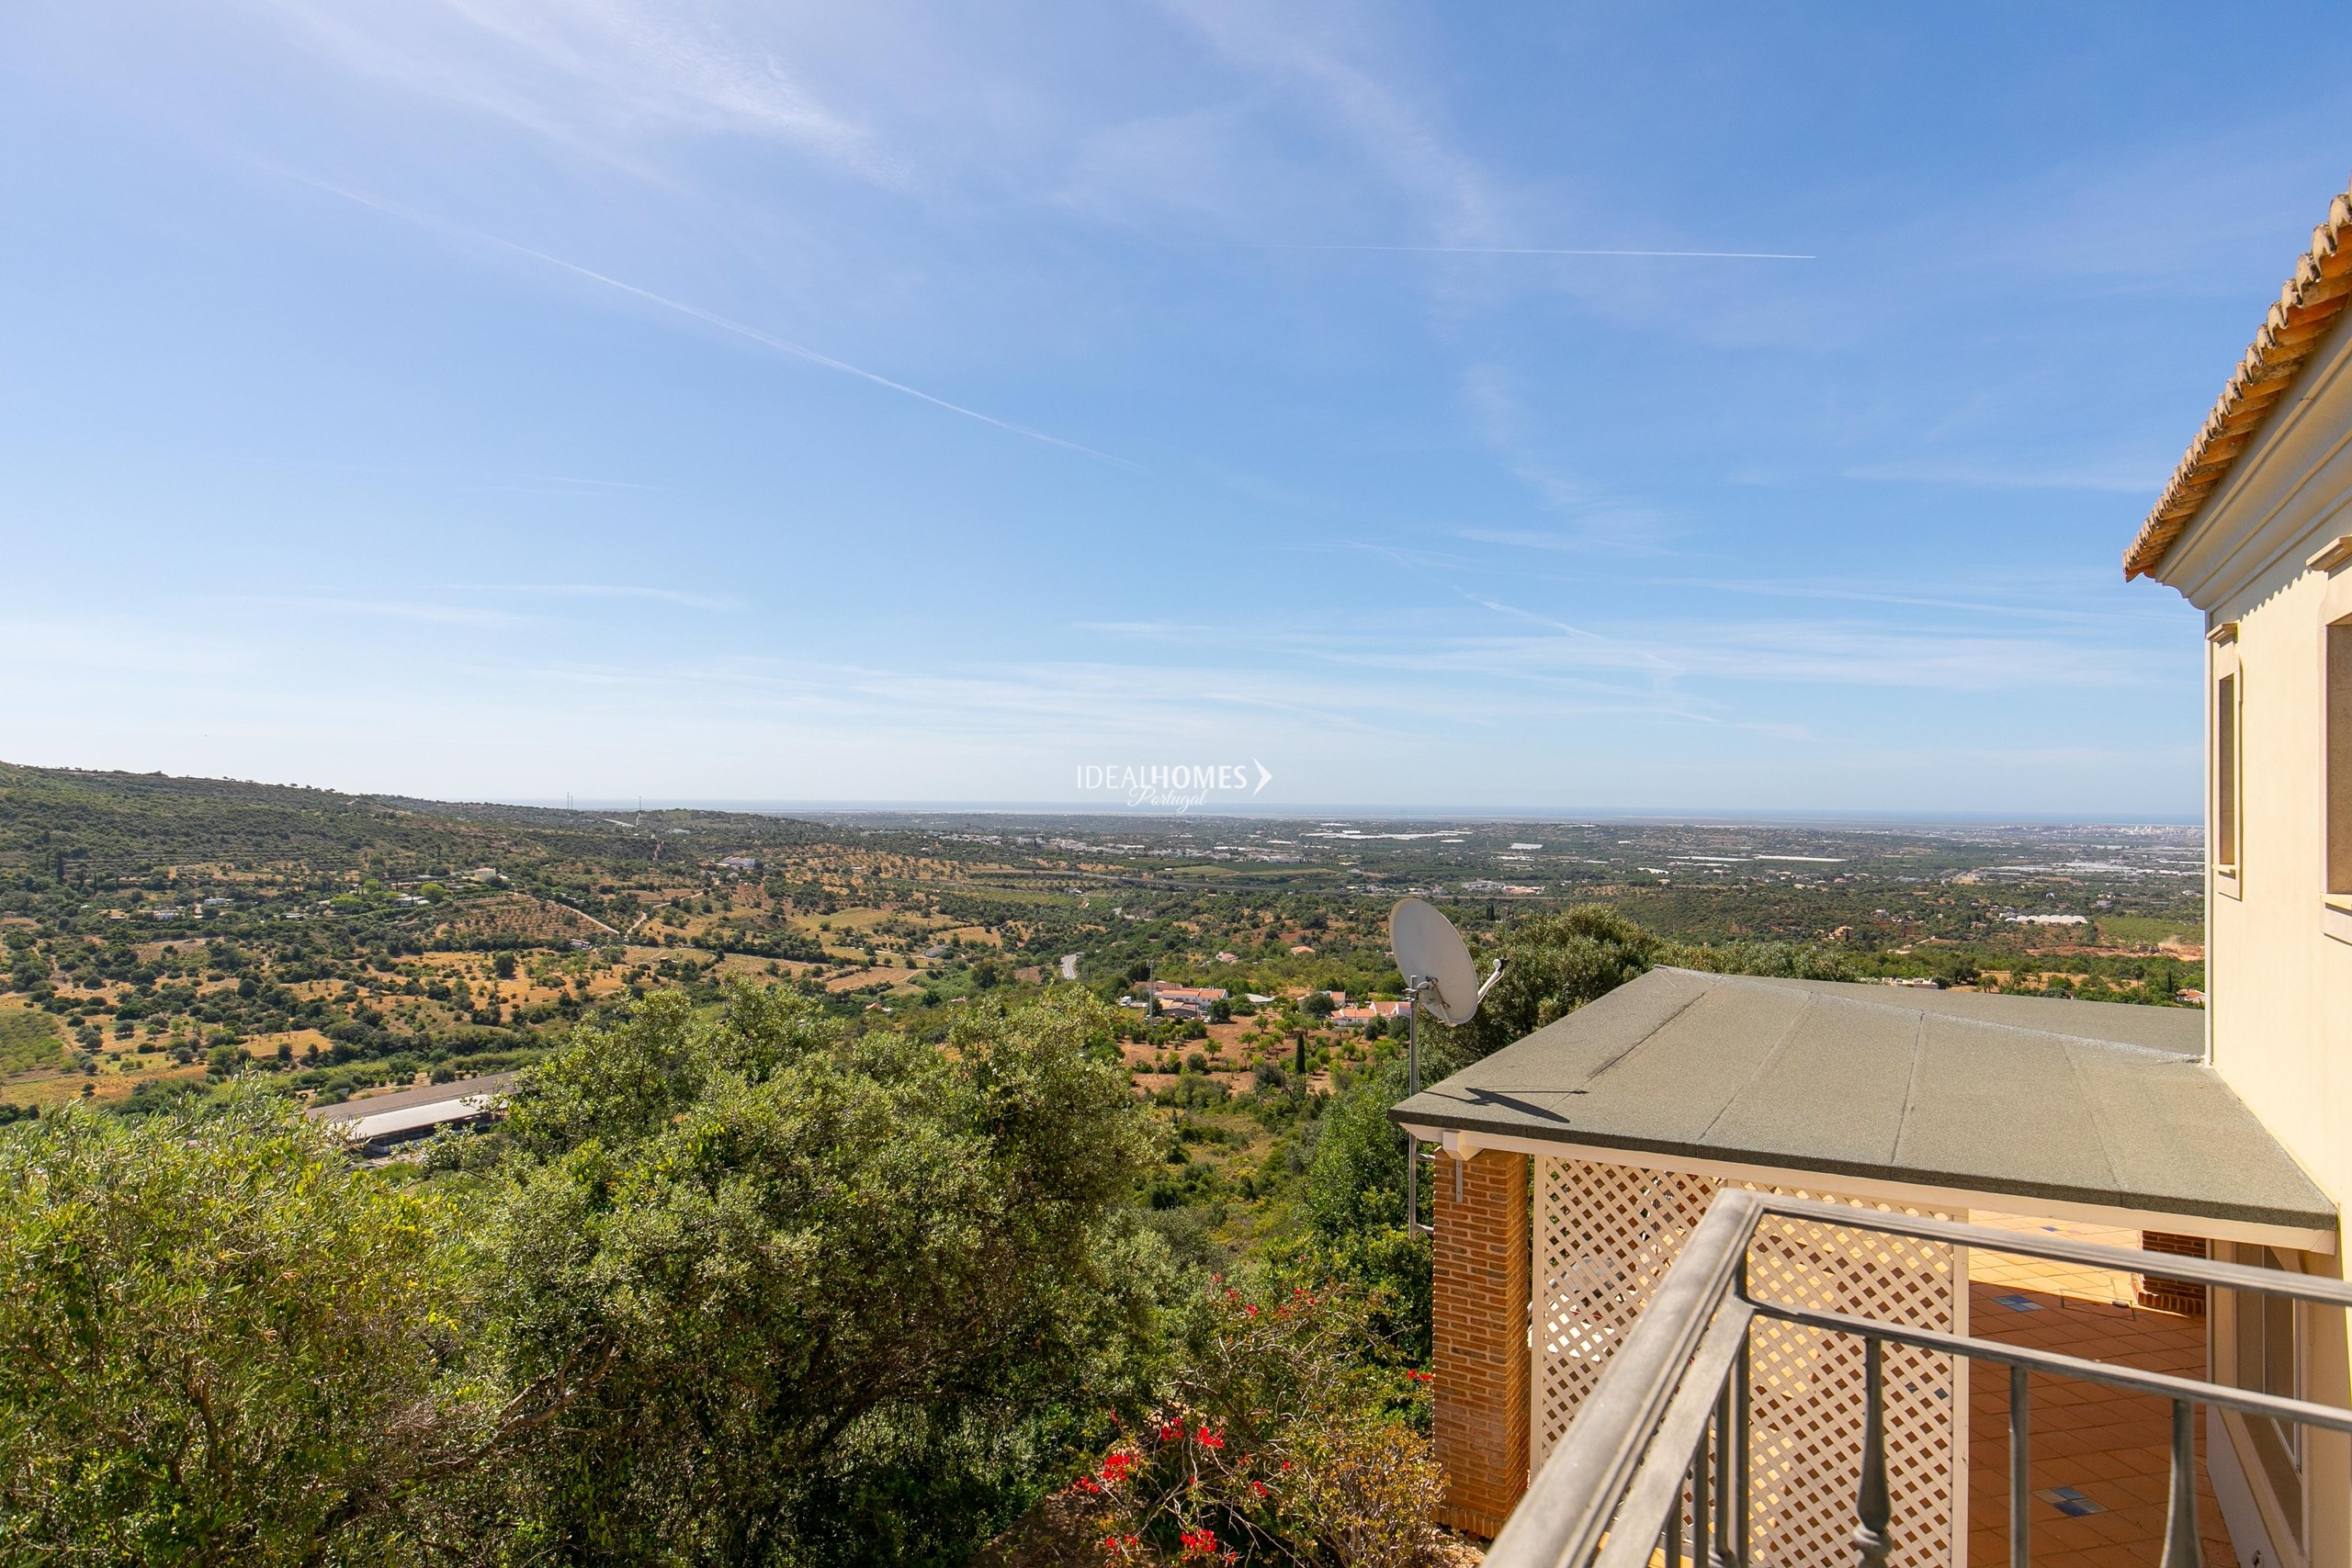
[2139,1231,2208,1314]
[1432,1147,1531,1539]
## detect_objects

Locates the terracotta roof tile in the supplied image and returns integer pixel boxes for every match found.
[2123,179,2352,579]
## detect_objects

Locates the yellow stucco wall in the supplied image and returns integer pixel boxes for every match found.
[2156,304,2352,1567]
[2211,566,2352,1198]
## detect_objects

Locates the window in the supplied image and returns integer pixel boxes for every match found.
[2330,616,2352,896]
[2220,667,2239,884]
[2230,1244,2304,1546]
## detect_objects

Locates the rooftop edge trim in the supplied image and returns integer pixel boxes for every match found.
[2124,177,2352,581]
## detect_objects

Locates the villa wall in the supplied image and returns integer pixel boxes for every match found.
[2152,287,2352,1568]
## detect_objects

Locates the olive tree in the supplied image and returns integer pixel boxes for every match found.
[0,1092,531,1564]
[1431,905,1660,1063]
[490,984,1169,1563]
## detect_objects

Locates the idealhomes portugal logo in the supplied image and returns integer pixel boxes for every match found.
[1076,760,1273,812]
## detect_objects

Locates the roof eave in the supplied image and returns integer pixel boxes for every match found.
[2125,184,2352,582]
[1387,1097,2336,1240]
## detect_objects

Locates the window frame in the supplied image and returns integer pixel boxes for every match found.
[2225,1243,2307,1551]
[2213,626,2243,900]
[2322,543,2352,942]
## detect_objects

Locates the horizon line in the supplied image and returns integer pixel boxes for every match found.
[492,796,2199,827]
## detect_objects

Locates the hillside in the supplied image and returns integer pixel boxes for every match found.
[0,761,2203,1125]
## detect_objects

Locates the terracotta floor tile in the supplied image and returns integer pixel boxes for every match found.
[1965,1278,2225,1566]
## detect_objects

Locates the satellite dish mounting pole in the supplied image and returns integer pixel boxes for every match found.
[1386,896,1495,1243]
[1406,974,1430,1236]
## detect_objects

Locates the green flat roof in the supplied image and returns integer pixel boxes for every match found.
[1389,968,2335,1235]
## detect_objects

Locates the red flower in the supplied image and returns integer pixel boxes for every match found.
[1250,1480,1270,1499]
[1405,1368,1433,1382]
[1180,1528,1219,1559]
[1158,1419,1184,1443]
[1243,1304,1259,1317]
[1195,1427,1225,1450]
[1071,1476,1101,1495]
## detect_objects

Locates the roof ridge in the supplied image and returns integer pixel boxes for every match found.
[2057,1035,2132,1203]
[2124,176,2352,579]
[1690,990,1814,1148]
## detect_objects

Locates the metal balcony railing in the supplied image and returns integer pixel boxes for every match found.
[1487,1189,2352,1568]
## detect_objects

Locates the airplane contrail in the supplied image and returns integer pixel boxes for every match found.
[292,175,1135,465]
[1247,243,1815,260]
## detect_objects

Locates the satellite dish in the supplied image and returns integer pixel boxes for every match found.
[1390,897,1490,1026]
[1389,897,1502,1237]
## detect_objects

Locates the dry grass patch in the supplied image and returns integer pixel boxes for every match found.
[823,966,922,993]
[0,1005,65,1075]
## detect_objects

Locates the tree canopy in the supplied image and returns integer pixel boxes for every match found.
[488,985,1169,1561]
[0,1090,503,1564]
[1441,905,1857,1062]
[0,987,1179,1566]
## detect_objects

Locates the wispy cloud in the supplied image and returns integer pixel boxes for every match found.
[1078,598,2162,697]
[484,583,745,612]
[263,0,899,183]
[1634,576,2185,626]
[291,175,1135,464]
[1841,457,2165,493]
[1458,365,1675,550]
[242,595,548,629]
[1455,525,1668,555]
[1155,0,1509,245]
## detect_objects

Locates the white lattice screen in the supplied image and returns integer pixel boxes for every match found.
[1532,1156,1966,1568]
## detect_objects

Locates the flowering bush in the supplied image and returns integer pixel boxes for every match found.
[1073,1280,1447,1566]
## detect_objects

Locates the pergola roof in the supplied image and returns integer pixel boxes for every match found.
[1390,968,2335,1237]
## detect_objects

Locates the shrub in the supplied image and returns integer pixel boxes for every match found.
[1292,1064,1432,1363]
[488,984,1171,1562]
[1074,1280,1445,1566]
[0,1091,531,1562]
[1440,906,1657,1062]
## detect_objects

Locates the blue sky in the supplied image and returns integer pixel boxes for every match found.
[3,2,2344,816]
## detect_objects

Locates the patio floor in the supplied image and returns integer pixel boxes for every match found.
[1964,1214,2233,1568]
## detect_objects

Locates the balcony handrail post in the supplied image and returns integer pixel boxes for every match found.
[1665,1463,1685,1568]
[1853,1337,1893,1568]
[2159,1400,2202,1568]
[1729,1253,1750,1568]
[1710,1379,1734,1568]
[2007,1365,2030,1568]
[1691,1407,1712,1568]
